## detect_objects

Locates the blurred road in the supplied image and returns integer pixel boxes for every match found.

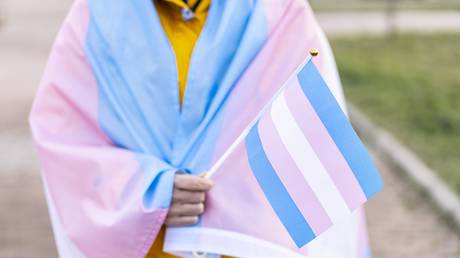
[1,1,460,258]
[317,11,460,36]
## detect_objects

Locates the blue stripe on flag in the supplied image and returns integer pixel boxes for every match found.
[364,248,373,258]
[245,123,315,247]
[297,60,383,199]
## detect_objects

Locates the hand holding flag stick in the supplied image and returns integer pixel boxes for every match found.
[166,173,213,226]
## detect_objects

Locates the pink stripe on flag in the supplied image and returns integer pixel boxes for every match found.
[258,113,332,235]
[284,79,367,210]
[356,208,370,258]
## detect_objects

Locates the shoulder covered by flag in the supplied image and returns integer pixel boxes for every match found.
[165,56,383,257]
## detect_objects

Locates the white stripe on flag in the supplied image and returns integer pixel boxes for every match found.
[270,91,350,224]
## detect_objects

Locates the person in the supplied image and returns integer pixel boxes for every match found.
[30,0,370,257]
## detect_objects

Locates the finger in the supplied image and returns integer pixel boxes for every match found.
[174,174,213,191]
[173,188,206,203]
[169,203,205,217]
[165,216,199,226]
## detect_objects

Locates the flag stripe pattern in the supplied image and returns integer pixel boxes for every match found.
[270,93,351,224]
[245,123,316,247]
[258,113,332,236]
[297,61,383,198]
[284,79,367,210]
[244,59,383,247]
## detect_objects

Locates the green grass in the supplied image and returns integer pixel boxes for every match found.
[310,0,460,12]
[331,33,460,195]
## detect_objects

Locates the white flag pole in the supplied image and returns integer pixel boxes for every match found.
[204,53,316,179]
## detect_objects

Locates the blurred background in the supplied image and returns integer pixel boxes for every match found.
[1,0,459,257]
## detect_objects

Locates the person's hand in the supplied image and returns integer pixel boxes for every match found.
[165,173,213,226]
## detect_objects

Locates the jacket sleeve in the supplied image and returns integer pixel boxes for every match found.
[29,1,175,257]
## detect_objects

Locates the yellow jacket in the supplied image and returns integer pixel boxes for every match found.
[154,0,209,105]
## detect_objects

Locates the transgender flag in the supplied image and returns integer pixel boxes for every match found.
[243,57,383,247]
[165,57,383,257]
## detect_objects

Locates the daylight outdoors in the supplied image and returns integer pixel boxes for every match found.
[312,0,460,257]
[1,0,460,257]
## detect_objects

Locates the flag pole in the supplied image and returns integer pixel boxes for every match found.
[204,49,318,179]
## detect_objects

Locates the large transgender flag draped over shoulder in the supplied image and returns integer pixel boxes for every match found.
[30,0,379,257]
[164,59,383,257]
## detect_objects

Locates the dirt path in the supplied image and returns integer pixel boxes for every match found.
[1,1,460,257]
[367,158,460,258]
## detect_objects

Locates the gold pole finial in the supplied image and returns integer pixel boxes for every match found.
[309,48,319,57]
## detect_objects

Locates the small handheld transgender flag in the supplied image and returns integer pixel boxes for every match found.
[207,52,384,248]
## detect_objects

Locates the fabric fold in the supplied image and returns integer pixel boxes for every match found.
[30,1,176,257]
